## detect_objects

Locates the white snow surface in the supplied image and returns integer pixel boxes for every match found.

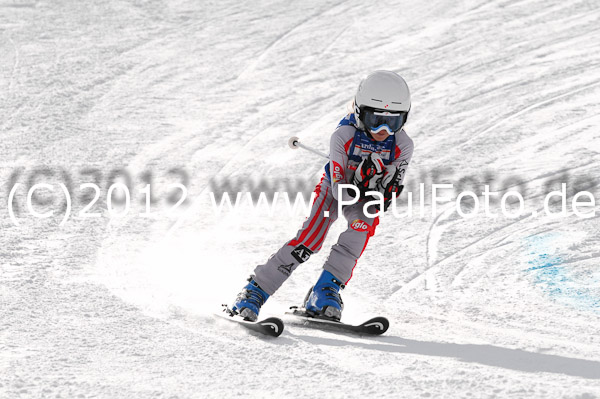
[1,0,600,398]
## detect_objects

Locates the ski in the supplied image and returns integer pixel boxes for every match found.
[216,306,284,337]
[285,306,389,335]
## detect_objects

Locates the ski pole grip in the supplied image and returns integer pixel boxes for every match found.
[287,136,329,160]
[288,136,300,149]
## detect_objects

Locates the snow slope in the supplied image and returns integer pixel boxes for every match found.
[1,0,600,397]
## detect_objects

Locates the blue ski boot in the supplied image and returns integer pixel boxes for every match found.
[304,270,344,321]
[231,277,270,322]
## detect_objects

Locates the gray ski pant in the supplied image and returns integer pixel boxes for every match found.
[253,175,379,295]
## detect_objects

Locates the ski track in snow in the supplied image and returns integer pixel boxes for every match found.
[1,0,600,398]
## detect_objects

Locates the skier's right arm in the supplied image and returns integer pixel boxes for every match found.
[328,127,357,203]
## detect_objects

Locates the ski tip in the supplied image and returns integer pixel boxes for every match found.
[258,317,285,337]
[360,316,389,335]
[215,310,284,338]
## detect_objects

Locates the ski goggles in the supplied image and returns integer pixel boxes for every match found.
[360,107,408,134]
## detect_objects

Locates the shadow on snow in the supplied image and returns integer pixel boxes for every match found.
[288,333,600,380]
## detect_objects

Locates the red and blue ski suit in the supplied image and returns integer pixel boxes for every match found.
[253,113,414,295]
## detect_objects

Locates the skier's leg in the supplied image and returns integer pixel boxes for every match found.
[252,175,339,295]
[302,203,378,319]
[231,176,338,320]
[323,202,379,284]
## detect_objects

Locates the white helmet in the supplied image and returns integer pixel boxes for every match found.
[354,70,411,135]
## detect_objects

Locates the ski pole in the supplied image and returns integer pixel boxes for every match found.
[288,136,328,160]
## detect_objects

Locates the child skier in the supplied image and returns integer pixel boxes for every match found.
[230,70,414,321]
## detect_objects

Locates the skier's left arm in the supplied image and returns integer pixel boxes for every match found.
[390,132,414,186]
[377,132,414,210]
